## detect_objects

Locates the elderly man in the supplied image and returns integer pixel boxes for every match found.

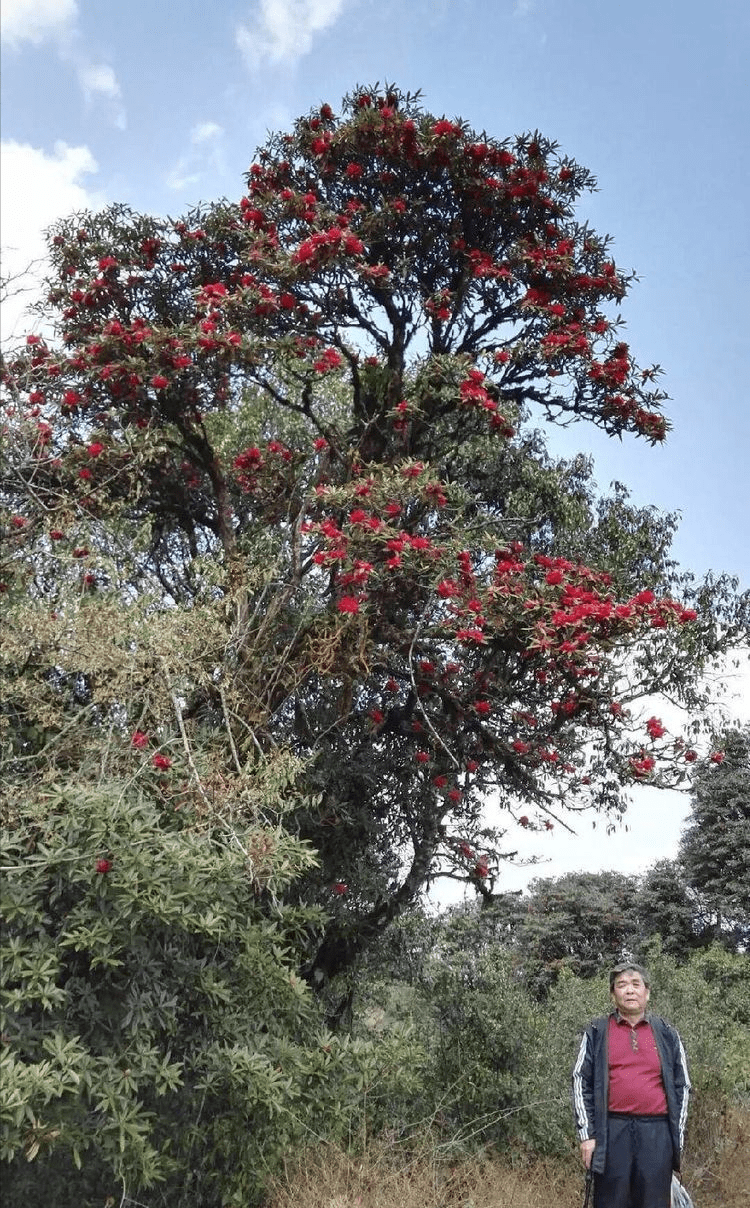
[572,961,691,1208]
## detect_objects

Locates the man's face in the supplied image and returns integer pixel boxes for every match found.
[611,970,650,1017]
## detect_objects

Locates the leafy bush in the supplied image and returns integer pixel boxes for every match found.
[0,780,404,1206]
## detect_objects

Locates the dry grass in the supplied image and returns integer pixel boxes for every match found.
[264,1106,750,1208]
[682,1105,750,1208]
[265,1136,581,1208]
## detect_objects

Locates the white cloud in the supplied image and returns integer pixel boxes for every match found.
[191,121,224,145]
[165,122,227,195]
[77,61,127,129]
[0,140,105,344]
[237,0,347,67]
[1,1,126,129]
[78,62,121,101]
[0,0,78,47]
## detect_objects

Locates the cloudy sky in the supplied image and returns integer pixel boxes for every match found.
[2,0,748,892]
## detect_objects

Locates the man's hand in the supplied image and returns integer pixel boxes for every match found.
[580,1138,596,1169]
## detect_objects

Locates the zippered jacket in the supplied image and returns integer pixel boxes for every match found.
[571,1013,690,1176]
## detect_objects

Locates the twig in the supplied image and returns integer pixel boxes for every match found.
[218,685,243,775]
[160,657,212,809]
[408,610,460,770]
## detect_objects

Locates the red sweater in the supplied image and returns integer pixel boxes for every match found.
[607,1014,668,1115]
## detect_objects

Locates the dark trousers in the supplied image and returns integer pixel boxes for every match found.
[594,1114,673,1208]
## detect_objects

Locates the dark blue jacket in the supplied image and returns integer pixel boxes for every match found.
[571,1013,690,1176]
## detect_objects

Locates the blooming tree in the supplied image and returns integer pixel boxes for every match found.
[2,85,747,990]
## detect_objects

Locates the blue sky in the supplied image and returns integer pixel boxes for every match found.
[2,0,748,889]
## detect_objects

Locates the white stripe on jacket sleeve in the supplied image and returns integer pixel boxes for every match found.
[676,1032,691,1150]
[572,1031,593,1140]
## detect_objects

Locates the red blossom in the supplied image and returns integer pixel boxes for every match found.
[646,717,666,740]
[474,700,491,715]
[152,753,172,770]
[432,119,461,137]
[709,751,725,764]
[87,441,105,457]
[331,881,348,895]
[235,447,263,471]
[313,348,343,373]
[456,628,485,643]
[369,709,384,724]
[151,375,169,389]
[437,580,459,598]
[415,751,430,764]
[95,858,113,874]
[630,755,656,778]
[131,731,149,749]
[337,595,361,614]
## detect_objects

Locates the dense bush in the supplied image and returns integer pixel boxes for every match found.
[0,780,417,1207]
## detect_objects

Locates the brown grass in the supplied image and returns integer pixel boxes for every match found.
[265,1140,580,1208]
[682,1104,750,1208]
[264,1106,750,1208]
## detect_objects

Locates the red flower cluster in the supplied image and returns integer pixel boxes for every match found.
[630,755,656,778]
[337,595,361,614]
[646,716,666,740]
[292,226,363,267]
[313,347,343,374]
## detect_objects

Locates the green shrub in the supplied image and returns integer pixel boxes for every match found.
[0,781,397,1206]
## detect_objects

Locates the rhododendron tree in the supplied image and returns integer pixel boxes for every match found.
[2,86,748,993]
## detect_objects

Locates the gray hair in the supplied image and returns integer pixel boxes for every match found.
[609,961,650,992]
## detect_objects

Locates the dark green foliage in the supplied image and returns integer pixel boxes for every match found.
[679,726,750,949]
[508,870,641,993]
[638,859,700,959]
[0,782,406,1206]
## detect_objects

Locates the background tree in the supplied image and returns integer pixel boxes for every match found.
[678,727,750,950]
[504,870,641,994]
[2,85,747,1005]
